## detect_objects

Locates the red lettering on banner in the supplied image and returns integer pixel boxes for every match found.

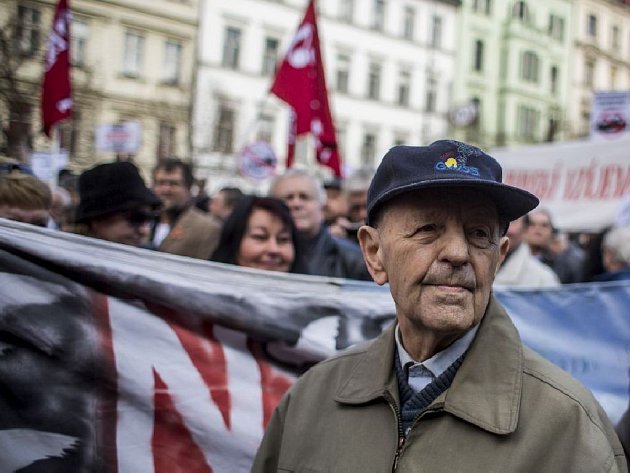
[172,322,232,429]
[248,341,292,428]
[504,169,560,200]
[564,162,630,201]
[152,370,213,473]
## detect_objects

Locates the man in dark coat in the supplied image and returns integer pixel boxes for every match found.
[270,169,371,280]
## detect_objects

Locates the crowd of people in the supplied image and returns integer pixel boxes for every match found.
[0,140,628,468]
[1,153,629,286]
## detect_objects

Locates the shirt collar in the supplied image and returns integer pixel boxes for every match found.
[395,323,479,378]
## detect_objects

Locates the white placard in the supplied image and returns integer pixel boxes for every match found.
[95,122,142,153]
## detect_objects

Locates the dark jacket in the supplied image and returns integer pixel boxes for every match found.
[253,296,626,473]
[302,226,372,281]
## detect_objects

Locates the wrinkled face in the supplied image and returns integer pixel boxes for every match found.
[524,211,553,250]
[237,208,295,272]
[153,168,190,210]
[271,176,323,238]
[0,205,49,227]
[359,189,508,340]
[89,206,153,247]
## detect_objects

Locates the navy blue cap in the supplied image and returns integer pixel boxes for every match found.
[366,140,539,225]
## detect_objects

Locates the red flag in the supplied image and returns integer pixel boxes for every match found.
[271,0,342,177]
[41,0,72,137]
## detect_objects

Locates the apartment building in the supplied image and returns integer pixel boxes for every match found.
[193,0,460,188]
[1,0,197,173]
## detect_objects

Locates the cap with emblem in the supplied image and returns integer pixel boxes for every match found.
[366,140,539,226]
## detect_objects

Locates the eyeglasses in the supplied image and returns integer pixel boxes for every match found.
[124,210,159,227]
[0,163,35,176]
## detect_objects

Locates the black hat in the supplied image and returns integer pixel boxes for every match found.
[366,140,539,225]
[76,162,161,222]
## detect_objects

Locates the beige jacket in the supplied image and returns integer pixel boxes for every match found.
[253,296,626,473]
[158,207,221,259]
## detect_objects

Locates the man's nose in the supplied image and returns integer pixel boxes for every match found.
[438,227,469,266]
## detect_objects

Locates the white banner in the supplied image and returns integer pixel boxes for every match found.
[492,138,630,231]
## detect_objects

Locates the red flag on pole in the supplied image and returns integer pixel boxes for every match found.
[270,0,342,177]
[41,0,72,137]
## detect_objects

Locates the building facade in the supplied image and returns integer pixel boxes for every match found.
[193,0,460,190]
[452,0,573,149]
[569,0,630,138]
[1,0,198,174]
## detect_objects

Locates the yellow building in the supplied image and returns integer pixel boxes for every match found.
[0,0,198,175]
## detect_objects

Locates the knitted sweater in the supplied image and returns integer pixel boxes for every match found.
[395,349,465,435]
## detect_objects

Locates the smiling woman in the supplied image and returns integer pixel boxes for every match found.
[210,195,307,274]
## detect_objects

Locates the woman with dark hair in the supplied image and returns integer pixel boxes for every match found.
[210,195,307,274]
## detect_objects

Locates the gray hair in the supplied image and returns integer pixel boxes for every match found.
[270,169,326,205]
[602,226,630,266]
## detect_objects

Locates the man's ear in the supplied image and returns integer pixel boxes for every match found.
[495,235,510,274]
[357,225,388,285]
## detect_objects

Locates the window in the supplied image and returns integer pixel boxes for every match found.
[473,0,492,15]
[473,39,484,72]
[512,1,530,22]
[425,74,437,112]
[122,31,145,77]
[367,62,381,100]
[262,37,279,76]
[360,132,376,165]
[611,66,618,89]
[584,59,595,88]
[587,14,597,38]
[222,27,241,69]
[339,0,354,23]
[213,104,235,153]
[71,19,88,67]
[430,15,442,48]
[372,0,385,31]
[16,5,41,56]
[157,122,176,160]
[550,66,559,94]
[163,40,182,84]
[336,54,350,93]
[397,69,411,106]
[520,51,539,83]
[256,113,274,143]
[548,15,564,41]
[612,26,620,51]
[403,6,415,40]
[517,105,539,140]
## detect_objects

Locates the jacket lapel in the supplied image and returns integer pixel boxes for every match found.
[333,296,523,435]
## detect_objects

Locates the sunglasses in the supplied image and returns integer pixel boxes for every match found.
[124,210,159,227]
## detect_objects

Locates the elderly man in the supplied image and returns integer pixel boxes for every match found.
[253,141,626,472]
[270,169,370,280]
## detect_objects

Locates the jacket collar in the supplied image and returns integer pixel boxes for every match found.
[333,295,522,435]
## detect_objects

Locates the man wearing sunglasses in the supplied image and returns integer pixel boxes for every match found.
[75,162,161,247]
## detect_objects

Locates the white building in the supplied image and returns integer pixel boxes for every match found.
[568,0,630,138]
[193,0,461,190]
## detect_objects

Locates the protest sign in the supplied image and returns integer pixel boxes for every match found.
[492,137,630,231]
